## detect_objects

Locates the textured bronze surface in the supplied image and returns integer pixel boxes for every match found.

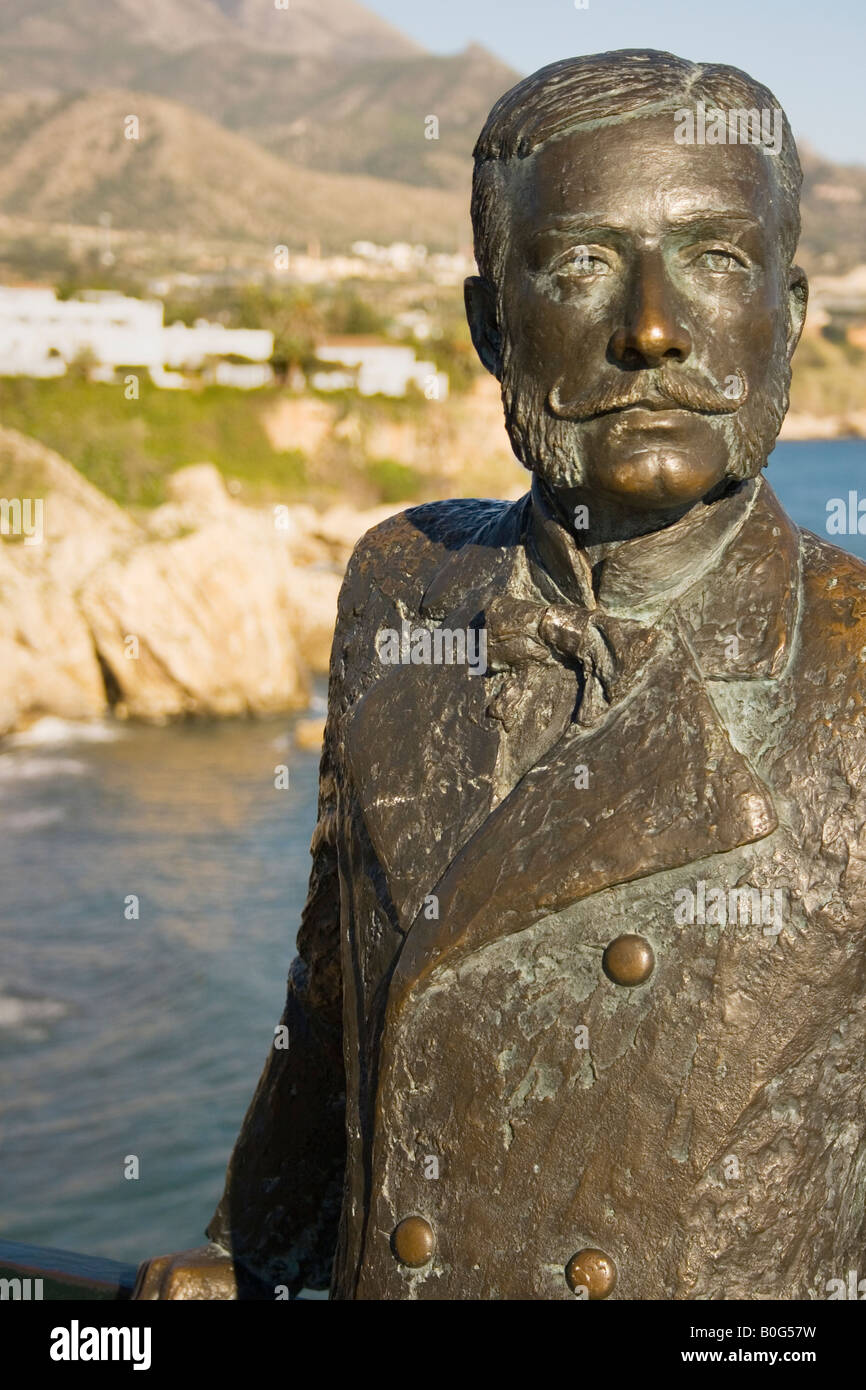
[134,1244,238,1301]
[603,934,655,986]
[391,1217,435,1268]
[565,1249,618,1299]
[135,50,866,1302]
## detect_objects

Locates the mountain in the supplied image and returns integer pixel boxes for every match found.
[798,144,866,274]
[0,0,863,268]
[243,43,520,189]
[0,0,236,52]
[0,0,420,59]
[0,0,509,250]
[209,0,423,58]
[0,90,468,250]
[0,0,518,189]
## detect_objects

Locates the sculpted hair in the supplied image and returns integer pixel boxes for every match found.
[471,49,803,291]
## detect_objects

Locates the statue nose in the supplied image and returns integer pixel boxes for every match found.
[610,253,693,368]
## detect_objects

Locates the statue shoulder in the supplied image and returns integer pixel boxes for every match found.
[328,495,524,711]
[799,529,866,633]
[355,495,520,562]
[797,528,866,752]
[340,495,525,613]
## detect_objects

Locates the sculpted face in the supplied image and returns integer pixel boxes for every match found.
[469,112,807,525]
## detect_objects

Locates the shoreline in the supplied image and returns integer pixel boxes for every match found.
[779,413,866,440]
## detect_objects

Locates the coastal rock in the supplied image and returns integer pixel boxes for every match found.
[299,502,402,565]
[147,463,243,542]
[285,566,342,674]
[165,462,234,512]
[146,469,336,569]
[0,545,107,736]
[0,430,399,734]
[779,412,842,440]
[0,425,138,590]
[294,716,326,751]
[261,398,335,456]
[79,523,311,720]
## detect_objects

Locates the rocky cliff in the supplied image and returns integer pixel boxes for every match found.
[0,428,396,736]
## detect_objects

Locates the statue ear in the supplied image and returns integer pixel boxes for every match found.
[787,265,808,359]
[464,276,503,378]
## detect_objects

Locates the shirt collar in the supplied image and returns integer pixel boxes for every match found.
[419,473,801,684]
[527,471,761,621]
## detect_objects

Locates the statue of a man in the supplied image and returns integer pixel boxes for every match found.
[137,50,866,1301]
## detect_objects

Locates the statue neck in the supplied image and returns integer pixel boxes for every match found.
[528,472,760,614]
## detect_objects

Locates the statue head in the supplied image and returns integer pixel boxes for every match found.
[466,50,808,524]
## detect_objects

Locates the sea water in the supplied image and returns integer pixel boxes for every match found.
[0,438,863,1270]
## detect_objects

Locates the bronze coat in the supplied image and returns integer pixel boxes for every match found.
[209,478,866,1300]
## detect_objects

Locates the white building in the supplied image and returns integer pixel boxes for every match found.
[213,361,274,390]
[392,309,432,341]
[349,241,474,285]
[0,287,274,386]
[350,241,428,273]
[312,337,448,399]
[161,319,274,370]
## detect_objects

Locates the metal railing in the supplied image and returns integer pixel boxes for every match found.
[0,1238,138,1300]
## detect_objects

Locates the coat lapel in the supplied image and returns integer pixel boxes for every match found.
[343,653,501,934]
[384,478,798,1008]
[342,499,529,932]
[676,478,799,678]
[388,625,778,1008]
[346,477,797,977]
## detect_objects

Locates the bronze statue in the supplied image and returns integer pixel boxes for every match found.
[135,50,866,1301]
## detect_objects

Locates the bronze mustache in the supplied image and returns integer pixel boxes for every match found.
[547,371,747,421]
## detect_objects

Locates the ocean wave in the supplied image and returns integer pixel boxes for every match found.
[0,756,88,782]
[4,717,123,748]
[0,988,71,1030]
[0,806,67,831]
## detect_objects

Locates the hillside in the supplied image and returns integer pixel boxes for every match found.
[799,144,866,274]
[0,0,863,268]
[0,0,426,99]
[0,0,237,52]
[0,90,469,250]
[0,0,518,195]
[209,0,423,58]
[0,0,420,60]
[244,44,519,189]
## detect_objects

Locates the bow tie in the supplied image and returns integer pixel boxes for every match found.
[483,595,661,730]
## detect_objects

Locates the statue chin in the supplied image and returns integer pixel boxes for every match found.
[582,448,731,512]
[572,411,735,513]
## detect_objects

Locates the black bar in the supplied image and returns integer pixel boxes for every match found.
[0,1238,138,1301]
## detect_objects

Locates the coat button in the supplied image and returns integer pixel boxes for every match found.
[603,933,654,986]
[392,1216,435,1267]
[565,1248,618,1299]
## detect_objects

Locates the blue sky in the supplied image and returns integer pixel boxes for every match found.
[371,0,866,164]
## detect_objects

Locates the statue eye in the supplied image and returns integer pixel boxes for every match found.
[556,246,609,277]
[697,248,745,272]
